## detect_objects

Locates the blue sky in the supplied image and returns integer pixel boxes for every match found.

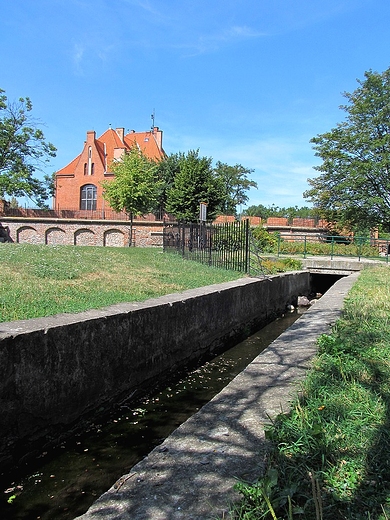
[2,0,389,209]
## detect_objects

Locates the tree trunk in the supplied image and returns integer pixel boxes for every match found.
[129,212,134,246]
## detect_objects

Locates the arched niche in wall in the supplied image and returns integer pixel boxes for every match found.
[17,226,42,245]
[74,228,97,246]
[46,227,68,246]
[103,229,125,247]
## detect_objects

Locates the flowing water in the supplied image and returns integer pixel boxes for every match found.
[1,310,301,520]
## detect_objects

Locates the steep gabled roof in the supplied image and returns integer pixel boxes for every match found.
[56,154,81,176]
[98,128,126,162]
[124,131,165,161]
[56,126,165,176]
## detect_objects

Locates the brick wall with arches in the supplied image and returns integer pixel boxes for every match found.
[1,218,163,247]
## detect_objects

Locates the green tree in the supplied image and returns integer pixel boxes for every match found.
[213,161,257,215]
[165,149,223,222]
[251,224,278,252]
[101,147,161,245]
[304,67,390,231]
[0,88,56,207]
[244,204,273,219]
[243,204,315,220]
[155,152,181,213]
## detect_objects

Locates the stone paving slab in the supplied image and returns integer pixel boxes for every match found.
[75,273,359,520]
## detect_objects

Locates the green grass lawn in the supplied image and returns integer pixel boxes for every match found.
[232,265,390,520]
[0,244,243,322]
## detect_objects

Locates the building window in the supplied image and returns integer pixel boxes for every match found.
[84,163,87,175]
[80,184,97,210]
[91,163,94,175]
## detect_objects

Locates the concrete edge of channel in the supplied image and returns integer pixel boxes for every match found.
[75,272,359,520]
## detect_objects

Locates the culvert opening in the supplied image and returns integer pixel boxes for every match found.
[310,272,345,296]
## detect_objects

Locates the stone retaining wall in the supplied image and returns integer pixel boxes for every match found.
[0,217,163,247]
[0,272,310,471]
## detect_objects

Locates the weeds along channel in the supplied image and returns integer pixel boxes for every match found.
[232,266,390,520]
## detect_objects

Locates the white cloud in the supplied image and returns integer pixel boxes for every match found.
[177,24,266,56]
[165,132,319,208]
[72,43,85,74]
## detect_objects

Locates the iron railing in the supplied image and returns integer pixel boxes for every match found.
[276,233,390,262]
[1,207,166,221]
[164,223,390,273]
[163,220,250,273]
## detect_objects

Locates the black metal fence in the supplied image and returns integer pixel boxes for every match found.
[163,220,250,273]
[164,221,390,273]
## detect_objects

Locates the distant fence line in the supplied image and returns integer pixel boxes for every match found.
[1,204,329,229]
[1,203,389,265]
[164,222,390,273]
[276,233,390,262]
[0,206,166,222]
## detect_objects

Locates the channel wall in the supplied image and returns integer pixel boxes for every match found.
[0,271,310,472]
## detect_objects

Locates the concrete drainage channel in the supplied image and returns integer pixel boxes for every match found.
[0,270,313,475]
[0,269,359,519]
[75,273,358,520]
[1,309,302,519]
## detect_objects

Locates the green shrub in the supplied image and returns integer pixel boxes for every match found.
[251,225,279,253]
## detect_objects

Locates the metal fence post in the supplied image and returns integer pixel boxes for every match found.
[181,224,185,258]
[244,219,249,274]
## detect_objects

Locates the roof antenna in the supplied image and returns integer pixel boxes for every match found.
[151,109,155,131]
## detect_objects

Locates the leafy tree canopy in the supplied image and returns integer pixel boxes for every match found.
[155,152,181,211]
[244,204,315,220]
[101,146,161,219]
[0,88,56,207]
[213,161,257,215]
[304,67,390,231]
[165,149,223,222]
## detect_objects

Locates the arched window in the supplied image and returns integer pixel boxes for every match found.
[80,184,97,210]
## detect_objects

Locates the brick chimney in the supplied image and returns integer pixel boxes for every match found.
[152,127,163,151]
[86,130,96,144]
[115,128,125,143]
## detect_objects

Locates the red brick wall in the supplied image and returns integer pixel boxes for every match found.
[213,215,237,223]
[244,216,262,226]
[292,218,316,227]
[266,217,288,226]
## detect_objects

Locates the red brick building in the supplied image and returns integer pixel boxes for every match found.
[54,126,165,211]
